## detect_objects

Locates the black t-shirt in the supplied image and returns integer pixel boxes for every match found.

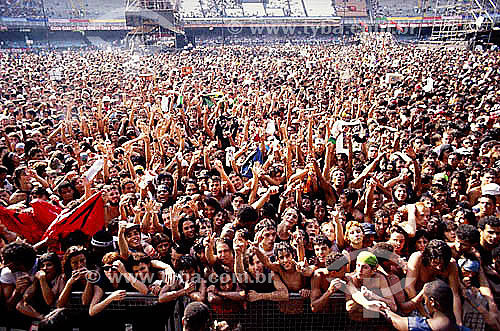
[95,269,137,293]
[240,269,276,293]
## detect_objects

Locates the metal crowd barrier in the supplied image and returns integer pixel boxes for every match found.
[67,292,393,331]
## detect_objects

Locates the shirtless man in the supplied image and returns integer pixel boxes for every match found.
[104,186,120,225]
[405,239,463,326]
[310,252,348,312]
[253,242,312,313]
[345,251,397,321]
[312,235,333,268]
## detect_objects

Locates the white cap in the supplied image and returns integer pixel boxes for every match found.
[482,183,500,196]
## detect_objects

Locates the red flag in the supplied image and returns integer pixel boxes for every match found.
[42,192,105,241]
[0,206,44,244]
[31,199,62,229]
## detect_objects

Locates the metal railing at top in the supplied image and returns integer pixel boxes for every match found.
[68,292,393,331]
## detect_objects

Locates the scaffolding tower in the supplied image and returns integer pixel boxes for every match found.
[422,0,496,43]
[125,0,184,49]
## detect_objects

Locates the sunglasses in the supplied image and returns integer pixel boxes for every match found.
[102,265,118,272]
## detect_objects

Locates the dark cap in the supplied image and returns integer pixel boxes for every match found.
[124,223,140,235]
[361,223,376,236]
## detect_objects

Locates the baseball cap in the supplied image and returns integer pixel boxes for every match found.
[482,183,500,196]
[361,223,376,236]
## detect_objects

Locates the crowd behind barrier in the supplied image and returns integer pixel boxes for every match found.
[0,31,500,331]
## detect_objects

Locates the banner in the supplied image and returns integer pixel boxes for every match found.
[0,206,43,244]
[42,192,105,240]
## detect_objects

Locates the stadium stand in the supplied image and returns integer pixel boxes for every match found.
[333,0,368,17]
[223,0,245,17]
[288,0,306,16]
[266,0,290,16]
[199,0,221,17]
[0,0,43,18]
[242,2,266,16]
[43,0,125,18]
[372,0,417,17]
[303,0,336,17]
[180,0,204,17]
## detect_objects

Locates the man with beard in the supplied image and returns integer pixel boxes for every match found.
[406,240,463,326]
[104,185,120,225]
[310,252,348,313]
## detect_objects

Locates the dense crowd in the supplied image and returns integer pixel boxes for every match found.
[0,0,43,18]
[1,32,500,331]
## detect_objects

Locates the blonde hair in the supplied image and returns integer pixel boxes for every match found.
[344,221,363,243]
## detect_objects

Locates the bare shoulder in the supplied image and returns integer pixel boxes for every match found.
[408,251,423,265]
[313,268,328,278]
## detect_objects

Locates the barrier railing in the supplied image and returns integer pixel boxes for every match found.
[68,292,393,331]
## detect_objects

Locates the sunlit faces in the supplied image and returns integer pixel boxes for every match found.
[389,232,405,254]
[480,224,500,247]
[393,185,407,203]
[282,208,299,226]
[40,260,58,279]
[277,249,294,271]
[209,178,221,197]
[248,254,264,278]
[216,241,233,266]
[131,262,149,276]
[478,196,495,217]
[331,169,345,188]
[70,253,86,271]
[346,225,364,246]
[182,220,196,239]
[305,220,320,238]
[125,228,141,249]
[107,188,120,206]
[229,173,243,191]
[261,228,276,246]
[355,261,375,278]
[314,244,331,264]
[232,195,245,212]
[415,236,428,252]
[321,222,336,242]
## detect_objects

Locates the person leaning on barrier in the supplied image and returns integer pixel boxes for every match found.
[344,251,397,320]
[207,272,245,328]
[379,279,471,331]
[88,252,148,317]
[177,255,207,302]
[310,252,348,313]
[405,240,463,326]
